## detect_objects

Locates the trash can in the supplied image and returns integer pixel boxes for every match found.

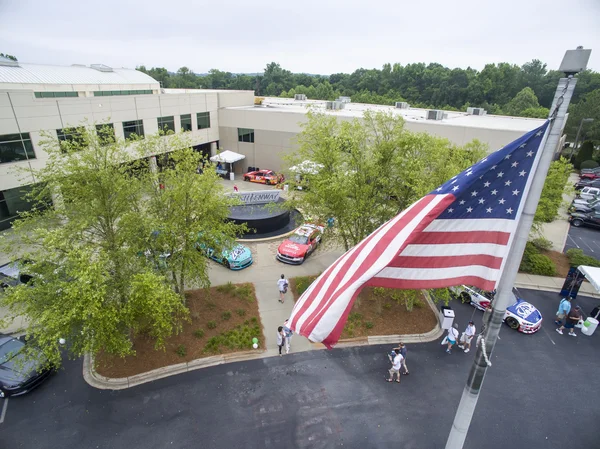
[229,172,235,181]
[581,317,599,336]
[440,306,455,330]
[283,184,289,191]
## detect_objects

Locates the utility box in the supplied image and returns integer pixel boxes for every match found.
[440,306,455,330]
[229,172,235,181]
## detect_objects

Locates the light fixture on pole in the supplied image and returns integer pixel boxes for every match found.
[444,46,591,449]
[570,118,595,160]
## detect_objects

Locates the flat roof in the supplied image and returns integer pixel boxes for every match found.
[232,97,545,132]
[0,62,159,86]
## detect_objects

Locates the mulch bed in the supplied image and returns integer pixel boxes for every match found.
[542,249,571,278]
[289,278,438,339]
[95,283,264,378]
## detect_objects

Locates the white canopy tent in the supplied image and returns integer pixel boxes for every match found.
[209,150,245,164]
[577,265,600,293]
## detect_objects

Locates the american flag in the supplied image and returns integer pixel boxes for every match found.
[288,121,550,348]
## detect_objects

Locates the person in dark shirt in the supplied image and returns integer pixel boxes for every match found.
[556,305,582,337]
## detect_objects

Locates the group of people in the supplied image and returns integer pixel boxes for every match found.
[387,343,409,383]
[444,321,476,354]
[554,296,583,336]
[277,319,293,356]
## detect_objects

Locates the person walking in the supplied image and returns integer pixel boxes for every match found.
[283,319,293,354]
[557,305,582,337]
[446,323,459,354]
[387,349,403,383]
[392,343,409,374]
[276,326,285,356]
[458,321,476,353]
[277,274,289,303]
[555,297,572,326]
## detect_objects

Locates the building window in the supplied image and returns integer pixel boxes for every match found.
[94,90,153,96]
[157,116,175,134]
[96,124,115,145]
[0,133,36,165]
[238,128,255,143]
[180,114,192,132]
[56,127,86,151]
[197,112,211,130]
[123,120,145,140]
[34,91,78,98]
[0,184,50,231]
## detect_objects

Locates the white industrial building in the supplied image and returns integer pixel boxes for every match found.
[0,57,546,230]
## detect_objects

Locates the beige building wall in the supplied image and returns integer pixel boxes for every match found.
[0,90,252,191]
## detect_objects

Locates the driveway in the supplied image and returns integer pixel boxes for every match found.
[564,223,600,257]
[1,288,599,449]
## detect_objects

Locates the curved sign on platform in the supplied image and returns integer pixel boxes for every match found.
[232,190,281,205]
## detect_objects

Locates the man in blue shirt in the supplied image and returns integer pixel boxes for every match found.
[555,297,572,326]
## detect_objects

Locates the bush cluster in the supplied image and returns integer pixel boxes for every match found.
[519,241,556,276]
[295,275,317,296]
[566,248,600,268]
[203,323,262,353]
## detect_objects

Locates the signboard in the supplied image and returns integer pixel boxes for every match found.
[231,190,280,205]
[560,266,584,298]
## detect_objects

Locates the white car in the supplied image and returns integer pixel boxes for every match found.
[450,285,543,334]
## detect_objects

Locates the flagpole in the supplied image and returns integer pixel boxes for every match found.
[444,47,590,449]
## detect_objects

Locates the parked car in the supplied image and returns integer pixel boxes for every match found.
[242,169,284,185]
[197,241,253,270]
[449,285,543,333]
[276,224,324,264]
[569,198,600,214]
[577,186,600,201]
[575,179,600,191]
[0,262,21,291]
[569,211,600,229]
[0,334,54,398]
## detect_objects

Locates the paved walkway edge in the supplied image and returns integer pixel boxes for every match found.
[83,290,444,391]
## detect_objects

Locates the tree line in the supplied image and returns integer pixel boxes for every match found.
[137,60,600,142]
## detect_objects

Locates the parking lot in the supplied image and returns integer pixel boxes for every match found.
[564,223,600,257]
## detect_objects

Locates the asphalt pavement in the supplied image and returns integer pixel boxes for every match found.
[2,288,599,449]
[564,223,600,257]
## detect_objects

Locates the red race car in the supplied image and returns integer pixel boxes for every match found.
[276,224,324,264]
[243,169,284,185]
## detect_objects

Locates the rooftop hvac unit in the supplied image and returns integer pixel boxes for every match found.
[294,94,307,101]
[326,101,345,110]
[337,96,351,103]
[0,56,19,67]
[427,110,444,120]
[467,107,486,116]
[395,102,409,109]
[90,64,113,72]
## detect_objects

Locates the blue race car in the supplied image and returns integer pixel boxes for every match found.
[200,243,253,270]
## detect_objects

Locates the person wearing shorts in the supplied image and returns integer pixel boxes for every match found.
[446,323,459,354]
[555,297,572,326]
[387,349,403,383]
[458,321,476,353]
[277,274,288,303]
[557,305,581,337]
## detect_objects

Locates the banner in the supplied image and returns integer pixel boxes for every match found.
[560,266,584,298]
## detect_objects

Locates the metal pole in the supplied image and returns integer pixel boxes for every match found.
[569,119,584,161]
[444,76,578,449]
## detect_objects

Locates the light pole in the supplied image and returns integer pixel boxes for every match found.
[444,46,592,449]
[570,117,595,160]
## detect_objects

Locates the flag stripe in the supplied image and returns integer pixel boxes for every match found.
[374,264,501,282]
[301,195,452,340]
[424,218,515,232]
[366,275,497,291]
[387,254,503,269]
[398,242,510,258]
[408,230,510,245]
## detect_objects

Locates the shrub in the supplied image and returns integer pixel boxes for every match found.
[203,324,263,354]
[295,275,317,295]
[373,287,387,297]
[575,141,594,169]
[234,284,254,302]
[250,317,258,324]
[530,237,553,251]
[526,253,556,276]
[216,281,236,294]
[221,311,232,321]
[520,241,540,272]
[580,160,599,170]
[365,321,374,329]
[413,298,424,309]
[193,329,205,339]
[207,320,217,329]
[175,344,187,357]
[428,288,452,306]
[383,303,392,310]
[348,312,363,322]
[566,248,600,268]
[236,308,246,317]
[345,322,355,337]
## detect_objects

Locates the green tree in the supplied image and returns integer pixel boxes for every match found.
[574,140,595,170]
[0,126,188,367]
[284,111,486,250]
[566,89,600,143]
[504,87,543,117]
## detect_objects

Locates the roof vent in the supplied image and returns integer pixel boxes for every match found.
[326,101,345,110]
[337,96,351,103]
[467,107,486,116]
[90,64,113,72]
[427,110,444,120]
[0,56,19,67]
[395,102,409,109]
[294,94,307,101]
[71,64,86,67]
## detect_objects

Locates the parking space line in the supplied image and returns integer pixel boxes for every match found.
[579,238,596,253]
[542,328,556,345]
[566,235,579,248]
[0,398,8,424]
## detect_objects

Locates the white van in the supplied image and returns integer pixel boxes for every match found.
[577,186,600,201]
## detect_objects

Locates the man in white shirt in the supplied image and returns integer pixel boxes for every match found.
[387,349,404,383]
[277,274,288,303]
[458,321,476,353]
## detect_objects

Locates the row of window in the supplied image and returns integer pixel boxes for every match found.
[93,90,153,96]
[34,91,78,98]
[0,113,214,164]
[238,128,255,143]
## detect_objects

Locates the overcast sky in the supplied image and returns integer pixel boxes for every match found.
[0,0,598,74]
